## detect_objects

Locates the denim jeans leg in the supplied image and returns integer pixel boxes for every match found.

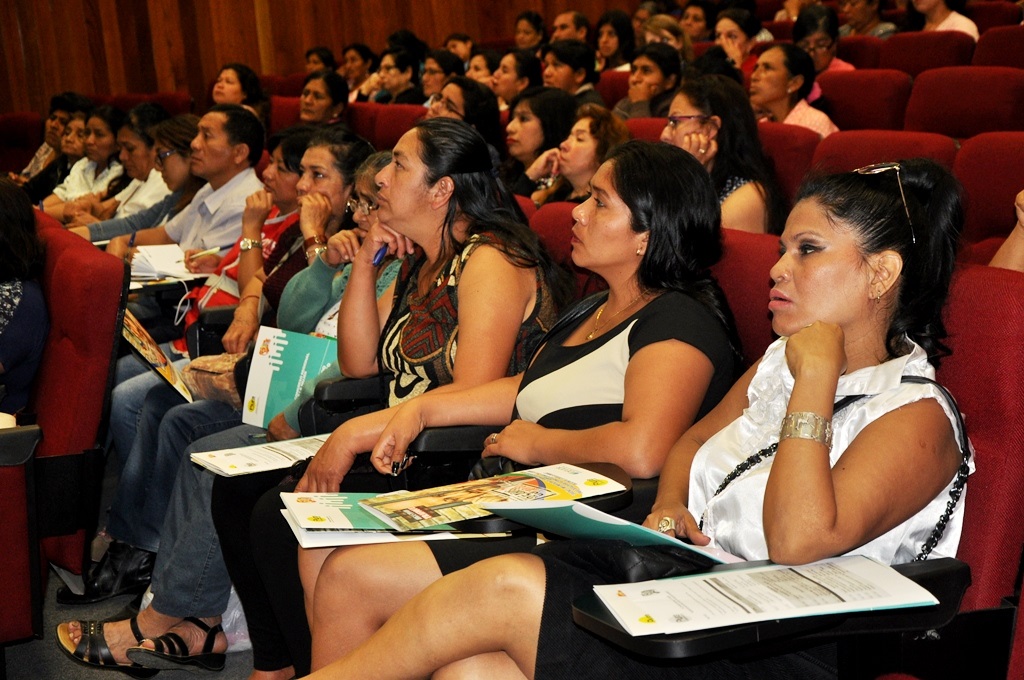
[148,423,267,618]
[106,382,188,548]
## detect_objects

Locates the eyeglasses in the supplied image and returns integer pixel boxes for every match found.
[853,162,915,245]
[797,39,835,53]
[665,114,708,129]
[346,197,378,216]
[427,94,465,119]
[422,68,445,77]
[155,148,179,165]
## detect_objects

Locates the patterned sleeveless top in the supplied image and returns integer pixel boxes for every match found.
[379,232,556,406]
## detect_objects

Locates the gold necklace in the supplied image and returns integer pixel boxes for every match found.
[586,293,644,340]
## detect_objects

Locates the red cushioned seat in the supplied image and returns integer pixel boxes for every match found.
[952,131,1024,262]
[268,96,301,135]
[762,19,794,40]
[514,194,537,221]
[372,104,426,151]
[836,35,883,69]
[345,102,378,143]
[758,121,821,204]
[816,69,911,130]
[596,70,629,109]
[963,1,1023,34]
[811,130,957,173]
[904,66,1024,139]
[624,117,666,142]
[972,25,1024,68]
[756,0,783,21]
[0,112,43,174]
[711,229,779,366]
[692,41,716,59]
[879,31,976,78]
[529,202,604,299]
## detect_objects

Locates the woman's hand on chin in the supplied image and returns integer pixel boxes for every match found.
[355,221,415,267]
[784,321,846,381]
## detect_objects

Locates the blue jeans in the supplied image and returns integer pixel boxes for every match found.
[107,393,240,552]
[149,423,267,617]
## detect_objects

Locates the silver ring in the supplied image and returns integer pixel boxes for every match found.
[698,148,706,154]
[657,517,676,533]
[489,434,498,445]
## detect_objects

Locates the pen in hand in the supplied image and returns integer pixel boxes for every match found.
[178,246,221,263]
[372,244,389,267]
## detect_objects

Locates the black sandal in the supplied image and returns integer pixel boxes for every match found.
[55,617,158,678]
[126,616,227,672]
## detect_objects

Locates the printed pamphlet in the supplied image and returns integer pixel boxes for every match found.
[242,327,337,428]
[190,434,327,476]
[122,308,192,402]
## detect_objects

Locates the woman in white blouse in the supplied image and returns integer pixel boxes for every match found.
[307,158,973,680]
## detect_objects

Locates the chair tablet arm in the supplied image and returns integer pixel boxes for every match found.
[186,305,236,357]
[313,376,385,411]
[571,557,970,661]
[0,425,41,467]
[406,425,495,453]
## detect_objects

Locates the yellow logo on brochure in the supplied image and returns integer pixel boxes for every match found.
[584,478,608,486]
[638,615,656,624]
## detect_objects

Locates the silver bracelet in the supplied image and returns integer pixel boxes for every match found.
[779,411,833,450]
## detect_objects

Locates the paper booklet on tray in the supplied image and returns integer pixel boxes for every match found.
[122,308,192,402]
[131,244,206,280]
[360,463,627,532]
[242,326,338,428]
[190,434,328,476]
[593,555,939,637]
[479,500,741,565]
[279,491,509,549]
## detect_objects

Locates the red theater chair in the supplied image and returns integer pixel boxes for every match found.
[0,213,128,666]
[816,69,912,130]
[811,130,958,173]
[837,35,883,69]
[529,202,604,299]
[596,70,629,109]
[763,19,794,40]
[953,131,1024,263]
[0,112,43,174]
[904,66,1024,139]
[972,25,1024,68]
[624,117,666,142]
[879,31,976,78]
[370,104,425,151]
[758,121,821,204]
[268,96,301,134]
[963,1,1023,34]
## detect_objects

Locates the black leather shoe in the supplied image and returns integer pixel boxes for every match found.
[56,540,155,605]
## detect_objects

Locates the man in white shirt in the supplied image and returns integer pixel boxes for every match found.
[106,104,265,265]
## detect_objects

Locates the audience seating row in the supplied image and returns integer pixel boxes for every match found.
[0,212,128,654]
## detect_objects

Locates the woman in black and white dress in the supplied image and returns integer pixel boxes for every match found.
[297,140,742,671]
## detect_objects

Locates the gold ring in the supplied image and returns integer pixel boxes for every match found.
[657,517,676,533]
[489,434,497,445]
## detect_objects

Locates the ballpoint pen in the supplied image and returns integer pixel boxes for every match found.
[372,244,389,266]
[178,246,221,263]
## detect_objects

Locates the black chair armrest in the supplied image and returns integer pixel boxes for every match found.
[313,376,385,411]
[185,304,237,357]
[0,425,41,467]
[406,425,494,453]
[571,557,970,661]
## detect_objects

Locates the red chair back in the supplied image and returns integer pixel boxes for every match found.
[758,121,821,204]
[711,229,779,367]
[514,194,537,221]
[762,20,794,40]
[756,0,783,21]
[963,1,1023,34]
[836,35,883,69]
[953,132,1024,256]
[0,112,43,174]
[372,104,426,151]
[529,202,604,299]
[904,66,1024,139]
[268,96,301,135]
[274,72,308,97]
[938,265,1024,613]
[811,130,958,173]
[31,212,129,571]
[816,69,911,131]
[625,117,666,142]
[596,70,629,109]
[692,41,716,59]
[345,101,378,142]
[879,31,976,77]
[972,25,1024,68]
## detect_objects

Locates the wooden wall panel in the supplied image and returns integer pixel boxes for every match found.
[1,0,635,115]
